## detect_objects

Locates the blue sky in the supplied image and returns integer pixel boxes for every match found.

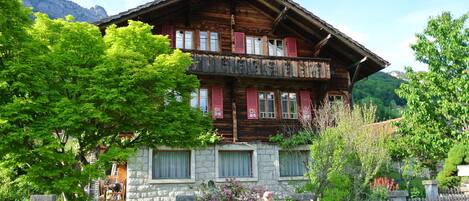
[72,0,468,72]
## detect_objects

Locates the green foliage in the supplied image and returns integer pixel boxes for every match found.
[0,0,32,66]
[353,72,406,121]
[437,142,469,188]
[394,12,469,175]
[368,186,389,201]
[321,172,352,201]
[304,105,391,201]
[0,5,217,200]
[270,130,314,149]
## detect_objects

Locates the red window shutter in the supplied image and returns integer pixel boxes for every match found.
[233,32,245,54]
[285,37,298,57]
[246,88,258,120]
[300,90,312,120]
[212,86,224,119]
[162,24,175,48]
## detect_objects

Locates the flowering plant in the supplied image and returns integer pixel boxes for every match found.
[369,177,399,191]
[198,178,267,201]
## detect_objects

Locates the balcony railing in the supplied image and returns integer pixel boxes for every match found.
[188,52,331,80]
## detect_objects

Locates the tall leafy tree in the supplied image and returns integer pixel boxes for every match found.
[395,12,468,176]
[0,4,216,200]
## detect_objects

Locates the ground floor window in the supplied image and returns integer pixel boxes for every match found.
[279,150,309,177]
[218,151,253,178]
[152,150,191,179]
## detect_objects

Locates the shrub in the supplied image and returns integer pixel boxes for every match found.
[437,142,469,189]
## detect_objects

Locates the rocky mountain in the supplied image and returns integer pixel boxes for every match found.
[23,0,107,23]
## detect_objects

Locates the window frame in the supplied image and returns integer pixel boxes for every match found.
[148,147,196,184]
[191,88,209,115]
[281,92,298,119]
[276,145,310,181]
[198,31,219,52]
[246,36,263,55]
[259,91,276,119]
[215,144,258,182]
[268,39,284,57]
[326,92,346,106]
[175,30,194,50]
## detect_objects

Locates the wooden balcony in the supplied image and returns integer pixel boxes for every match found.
[188,52,331,80]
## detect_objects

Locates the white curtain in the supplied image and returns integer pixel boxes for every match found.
[279,151,308,177]
[152,151,190,179]
[219,151,252,178]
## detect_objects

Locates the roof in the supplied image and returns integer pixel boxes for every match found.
[95,0,390,69]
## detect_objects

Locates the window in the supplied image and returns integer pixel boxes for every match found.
[152,150,191,179]
[281,92,297,119]
[246,36,263,55]
[259,91,275,119]
[176,30,193,49]
[198,31,219,52]
[279,151,309,177]
[268,39,284,56]
[199,31,208,51]
[210,32,219,52]
[328,94,344,105]
[218,151,252,178]
[191,88,208,115]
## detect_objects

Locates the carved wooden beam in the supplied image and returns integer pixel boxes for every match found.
[272,7,288,32]
[313,34,331,57]
[349,57,367,84]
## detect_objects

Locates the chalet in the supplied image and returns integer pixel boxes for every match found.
[95,0,389,200]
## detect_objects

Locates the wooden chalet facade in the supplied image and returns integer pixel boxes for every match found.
[95,0,389,200]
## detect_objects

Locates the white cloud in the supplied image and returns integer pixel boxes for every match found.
[336,25,368,44]
[379,36,427,72]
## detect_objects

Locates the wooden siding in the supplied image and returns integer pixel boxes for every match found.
[105,0,360,142]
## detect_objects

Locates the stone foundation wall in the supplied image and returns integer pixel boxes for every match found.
[126,143,309,201]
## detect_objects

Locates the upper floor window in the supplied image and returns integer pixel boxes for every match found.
[268,39,284,56]
[259,91,275,119]
[176,30,193,49]
[246,36,263,55]
[199,31,219,52]
[210,32,219,52]
[199,31,208,51]
[281,92,297,119]
[191,88,208,115]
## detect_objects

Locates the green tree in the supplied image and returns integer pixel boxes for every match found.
[0,9,217,201]
[304,104,390,201]
[395,12,469,176]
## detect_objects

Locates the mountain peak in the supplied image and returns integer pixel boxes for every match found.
[23,0,108,23]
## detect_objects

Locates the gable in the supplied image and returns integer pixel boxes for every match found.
[96,0,389,81]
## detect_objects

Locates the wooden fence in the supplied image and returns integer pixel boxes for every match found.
[409,188,469,201]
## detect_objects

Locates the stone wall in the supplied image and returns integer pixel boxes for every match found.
[126,143,310,201]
